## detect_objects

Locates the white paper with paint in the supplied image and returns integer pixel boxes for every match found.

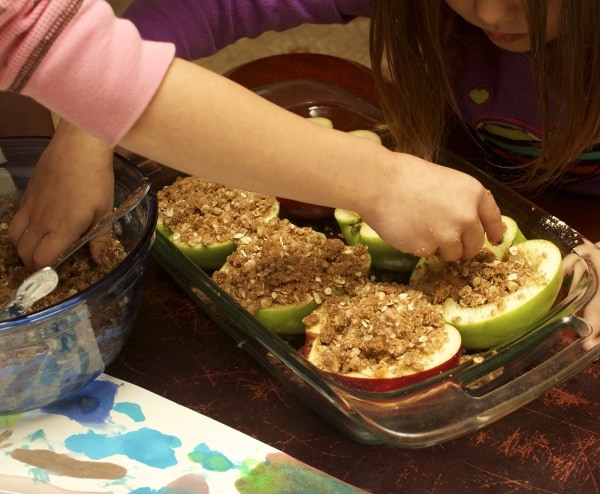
[0,374,364,494]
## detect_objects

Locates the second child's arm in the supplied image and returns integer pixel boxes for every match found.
[122,59,505,259]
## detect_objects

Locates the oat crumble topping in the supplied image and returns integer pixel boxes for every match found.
[303,282,448,377]
[157,176,279,247]
[212,218,370,313]
[414,248,546,309]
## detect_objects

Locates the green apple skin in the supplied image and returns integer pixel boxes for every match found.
[335,208,419,272]
[418,239,564,350]
[347,129,382,144]
[334,209,522,272]
[216,262,321,336]
[303,324,462,392]
[307,116,334,128]
[481,215,526,260]
[156,221,236,270]
[217,242,369,336]
[255,298,320,335]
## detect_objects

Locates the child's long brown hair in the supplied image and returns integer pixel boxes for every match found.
[369,0,600,190]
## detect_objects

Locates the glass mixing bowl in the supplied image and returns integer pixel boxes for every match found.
[0,137,157,414]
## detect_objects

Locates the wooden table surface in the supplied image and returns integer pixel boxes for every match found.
[107,54,600,494]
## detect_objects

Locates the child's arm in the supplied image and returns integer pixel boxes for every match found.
[119,59,505,261]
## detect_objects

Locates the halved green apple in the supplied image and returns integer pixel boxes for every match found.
[157,177,279,270]
[334,208,419,272]
[212,220,371,335]
[302,283,462,392]
[306,116,334,128]
[214,261,321,335]
[347,129,382,144]
[255,296,320,335]
[157,221,239,270]
[410,238,563,350]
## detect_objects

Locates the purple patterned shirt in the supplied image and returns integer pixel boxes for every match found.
[124,0,599,195]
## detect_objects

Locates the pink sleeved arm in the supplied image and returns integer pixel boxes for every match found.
[0,0,175,146]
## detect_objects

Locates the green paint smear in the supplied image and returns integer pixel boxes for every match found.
[0,413,21,427]
[236,453,365,494]
[188,443,235,472]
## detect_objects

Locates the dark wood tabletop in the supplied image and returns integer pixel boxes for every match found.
[104,54,600,494]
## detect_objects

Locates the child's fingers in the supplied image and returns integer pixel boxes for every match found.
[436,240,464,262]
[460,222,486,260]
[478,189,504,245]
[11,226,38,272]
[89,229,113,264]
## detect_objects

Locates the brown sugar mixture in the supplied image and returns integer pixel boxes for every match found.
[413,248,546,310]
[212,217,370,313]
[157,176,279,247]
[303,282,448,377]
[0,204,126,314]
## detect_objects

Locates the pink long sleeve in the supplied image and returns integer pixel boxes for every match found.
[0,0,175,145]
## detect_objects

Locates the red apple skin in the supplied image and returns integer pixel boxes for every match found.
[277,198,334,220]
[302,328,461,393]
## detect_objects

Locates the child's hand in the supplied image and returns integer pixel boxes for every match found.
[359,153,504,262]
[8,122,115,271]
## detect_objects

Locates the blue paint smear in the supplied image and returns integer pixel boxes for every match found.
[65,427,182,468]
[114,402,145,422]
[42,379,118,425]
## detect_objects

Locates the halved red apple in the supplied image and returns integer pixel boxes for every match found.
[275,198,334,220]
[302,282,462,392]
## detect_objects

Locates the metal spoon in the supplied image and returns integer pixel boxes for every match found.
[0,180,151,322]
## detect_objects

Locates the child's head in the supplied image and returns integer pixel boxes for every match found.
[370,1,600,191]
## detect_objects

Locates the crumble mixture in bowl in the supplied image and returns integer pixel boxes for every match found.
[0,137,156,414]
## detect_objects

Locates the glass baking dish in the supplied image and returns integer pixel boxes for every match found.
[151,79,600,448]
